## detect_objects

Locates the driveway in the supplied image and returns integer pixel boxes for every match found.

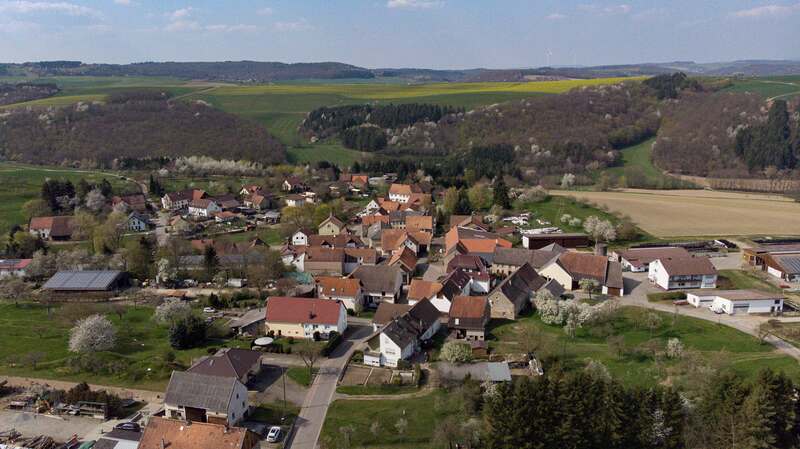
[250,365,308,408]
[285,324,373,449]
[620,272,800,361]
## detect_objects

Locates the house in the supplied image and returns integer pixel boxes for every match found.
[187,348,262,385]
[436,362,512,383]
[432,269,472,313]
[380,229,432,256]
[126,211,150,232]
[282,176,308,193]
[447,254,490,275]
[340,173,370,191]
[292,228,313,246]
[42,270,130,299]
[686,289,785,315]
[487,263,547,319]
[164,371,249,426]
[350,265,404,306]
[29,215,75,241]
[265,296,348,339]
[540,252,625,296]
[161,189,206,210]
[239,184,263,196]
[448,296,491,340]
[405,215,433,232]
[111,193,148,213]
[214,211,239,223]
[0,259,31,279]
[316,276,364,312]
[262,210,281,224]
[491,247,564,276]
[318,214,346,236]
[308,234,364,249]
[742,244,800,283]
[614,246,691,272]
[188,198,221,218]
[215,195,241,211]
[407,279,443,306]
[448,215,489,231]
[243,192,271,211]
[372,302,412,331]
[388,183,424,204]
[444,226,512,265]
[302,247,377,276]
[285,193,314,207]
[93,427,142,449]
[648,257,717,290]
[364,299,441,367]
[139,417,259,449]
[388,246,418,284]
[522,232,590,250]
[228,307,266,336]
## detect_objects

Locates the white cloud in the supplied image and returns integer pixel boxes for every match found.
[578,3,632,15]
[386,0,443,10]
[257,7,272,15]
[205,23,258,32]
[113,0,131,5]
[546,13,566,20]
[165,19,199,32]
[273,18,312,31]
[167,6,192,20]
[731,3,800,18]
[0,1,102,18]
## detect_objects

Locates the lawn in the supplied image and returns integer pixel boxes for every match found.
[250,401,300,426]
[321,389,461,449]
[0,162,139,234]
[336,384,419,396]
[725,76,800,100]
[599,138,690,189]
[287,367,317,387]
[488,306,800,388]
[717,269,782,293]
[0,303,249,391]
[287,143,367,167]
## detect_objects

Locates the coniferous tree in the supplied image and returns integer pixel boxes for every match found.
[493,178,511,209]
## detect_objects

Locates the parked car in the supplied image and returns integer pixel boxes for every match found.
[266,426,282,442]
[114,422,141,432]
[203,307,217,314]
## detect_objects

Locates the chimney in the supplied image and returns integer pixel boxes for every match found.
[594,243,607,257]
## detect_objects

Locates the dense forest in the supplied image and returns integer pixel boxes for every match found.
[0,91,285,167]
[484,369,800,449]
[0,82,60,106]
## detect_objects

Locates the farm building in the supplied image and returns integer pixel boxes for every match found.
[648,257,717,290]
[0,258,31,279]
[686,290,784,315]
[539,252,624,296]
[613,246,691,272]
[41,270,130,299]
[743,243,800,283]
[521,233,590,250]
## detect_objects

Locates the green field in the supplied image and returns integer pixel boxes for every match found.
[726,76,800,100]
[0,162,139,234]
[489,306,800,388]
[603,138,668,185]
[0,303,249,391]
[321,390,460,449]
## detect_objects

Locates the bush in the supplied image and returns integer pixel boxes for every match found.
[169,315,207,350]
[322,331,343,357]
[313,331,321,342]
[397,359,412,370]
[440,341,473,363]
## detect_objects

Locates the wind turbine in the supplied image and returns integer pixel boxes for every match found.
[546,49,553,67]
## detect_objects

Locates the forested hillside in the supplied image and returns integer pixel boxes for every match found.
[0,91,285,167]
[0,82,60,106]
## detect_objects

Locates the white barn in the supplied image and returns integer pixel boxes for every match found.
[687,289,784,315]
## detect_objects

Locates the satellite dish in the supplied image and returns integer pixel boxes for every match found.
[254,337,274,346]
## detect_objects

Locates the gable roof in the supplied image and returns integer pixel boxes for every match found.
[493,247,561,269]
[439,268,472,300]
[165,189,206,202]
[382,300,440,348]
[555,252,624,289]
[265,297,343,325]
[406,215,433,231]
[407,279,443,302]
[445,226,511,256]
[446,254,488,273]
[388,246,418,272]
[449,296,489,320]
[29,215,75,237]
[139,417,251,449]
[373,303,412,326]
[657,256,717,276]
[350,265,403,293]
[42,270,124,291]
[164,371,241,413]
[316,276,362,297]
[0,259,32,271]
[389,183,423,196]
[491,263,546,307]
[617,247,691,269]
[187,348,261,380]
[319,214,345,230]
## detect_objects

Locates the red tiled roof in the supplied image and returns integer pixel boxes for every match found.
[388,247,418,271]
[657,256,717,276]
[139,417,253,449]
[0,259,32,270]
[265,297,343,325]
[408,279,443,301]
[29,216,74,237]
[317,276,361,297]
[450,296,489,319]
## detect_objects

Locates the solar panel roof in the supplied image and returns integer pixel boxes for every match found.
[42,270,123,291]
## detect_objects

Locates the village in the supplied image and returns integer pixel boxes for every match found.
[1,168,799,449]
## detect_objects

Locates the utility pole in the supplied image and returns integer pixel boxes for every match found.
[282,365,287,423]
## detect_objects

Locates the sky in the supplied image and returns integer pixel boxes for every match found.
[0,0,798,69]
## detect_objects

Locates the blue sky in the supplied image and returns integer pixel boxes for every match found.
[0,0,798,68]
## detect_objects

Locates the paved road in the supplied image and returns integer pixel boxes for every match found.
[286,325,373,449]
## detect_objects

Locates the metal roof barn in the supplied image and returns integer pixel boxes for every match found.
[42,270,126,291]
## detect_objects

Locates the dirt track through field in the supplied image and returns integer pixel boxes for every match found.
[553,189,800,237]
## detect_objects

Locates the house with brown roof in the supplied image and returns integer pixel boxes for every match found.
[188,198,221,218]
[282,176,308,193]
[29,216,75,241]
[540,252,625,296]
[444,226,512,265]
[449,296,491,341]
[187,348,262,385]
[164,371,249,426]
[318,214,346,236]
[161,189,206,210]
[648,256,717,290]
[372,302,412,330]
[742,243,800,283]
[613,246,691,272]
[139,417,259,449]
[302,247,378,276]
[407,279,443,306]
[446,254,492,294]
[522,232,590,250]
[350,265,403,306]
[243,192,271,211]
[239,184,263,196]
[388,246,418,283]
[380,229,432,256]
[364,299,441,367]
[316,276,364,312]
[487,263,548,319]
[491,247,564,276]
[405,215,434,232]
[111,193,147,213]
[265,296,348,339]
[431,269,472,313]
[388,183,423,204]
[448,215,489,231]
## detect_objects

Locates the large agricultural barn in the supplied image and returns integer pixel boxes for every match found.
[42,270,130,300]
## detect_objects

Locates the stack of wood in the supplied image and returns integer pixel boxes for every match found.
[0,431,59,449]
